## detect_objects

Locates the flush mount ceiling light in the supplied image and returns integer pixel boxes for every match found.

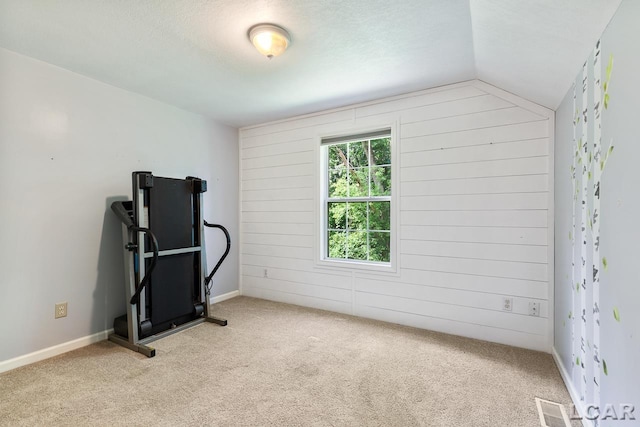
[248,24,290,59]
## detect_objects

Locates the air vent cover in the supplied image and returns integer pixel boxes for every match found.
[535,398,571,427]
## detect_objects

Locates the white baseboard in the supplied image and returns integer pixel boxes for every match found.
[0,328,113,374]
[1,291,241,375]
[551,346,593,427]
[209,289,240,305]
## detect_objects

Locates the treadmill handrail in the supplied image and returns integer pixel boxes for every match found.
[110,201,159,306]
[128,226,159,305]
[203,221,231,294]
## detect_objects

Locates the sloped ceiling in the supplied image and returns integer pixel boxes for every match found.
[471,0,621,111]
[0,0,621,127]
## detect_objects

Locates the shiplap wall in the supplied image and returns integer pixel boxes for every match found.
[239,80,554,351]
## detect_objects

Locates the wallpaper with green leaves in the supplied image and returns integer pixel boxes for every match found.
[554,1,639,425]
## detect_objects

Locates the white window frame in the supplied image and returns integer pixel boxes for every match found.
[315,122,398,273]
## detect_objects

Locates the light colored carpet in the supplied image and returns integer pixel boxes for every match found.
[0,297,574,426]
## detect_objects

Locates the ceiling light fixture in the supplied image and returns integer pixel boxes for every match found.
[248,24,290,59]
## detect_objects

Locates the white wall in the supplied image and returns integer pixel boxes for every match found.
[0,48,239,363]
[239,80,554,351]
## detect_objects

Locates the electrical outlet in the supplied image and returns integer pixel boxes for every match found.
[502,297,513,312]
[55,302,67,319]
[529,302,540,317]
[263,268,268,278]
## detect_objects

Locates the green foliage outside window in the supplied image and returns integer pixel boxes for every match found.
[326,137,391,263]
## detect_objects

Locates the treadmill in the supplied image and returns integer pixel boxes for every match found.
[109,171,229,357]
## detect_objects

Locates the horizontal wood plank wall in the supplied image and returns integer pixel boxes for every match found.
[239,81,552,351]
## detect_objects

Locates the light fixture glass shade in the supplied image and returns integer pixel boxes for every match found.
[249,24,290,59]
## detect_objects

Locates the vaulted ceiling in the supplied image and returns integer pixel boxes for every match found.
[0,0,621,127]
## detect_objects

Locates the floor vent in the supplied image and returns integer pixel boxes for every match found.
[535,398,571,427]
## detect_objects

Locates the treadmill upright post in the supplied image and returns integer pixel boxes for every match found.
[107,220,156,358]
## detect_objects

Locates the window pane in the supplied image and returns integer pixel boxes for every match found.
[329,168,347,197]
[328,202,346,229]
[347,202,367,230]
[347,231,367,261]
[328,144,347,169]
[368,201,390,231]
[323,135,392,266]
[348,167,369,197]
[370,137,391,166]
[328,231,347,259]
[370,166,391,196]
[369,232,391,262]
[348,140,369,168]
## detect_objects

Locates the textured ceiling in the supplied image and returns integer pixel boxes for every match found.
[0,0,621,127]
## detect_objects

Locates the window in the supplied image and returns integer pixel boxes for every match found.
[321,129,392,265]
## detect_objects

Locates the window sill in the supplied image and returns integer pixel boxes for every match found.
[315,257,397,274]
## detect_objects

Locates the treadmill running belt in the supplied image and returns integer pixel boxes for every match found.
[149,177,194,251]
[147,253,196,326]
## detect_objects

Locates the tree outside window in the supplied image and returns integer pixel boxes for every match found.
[324,134,391,263]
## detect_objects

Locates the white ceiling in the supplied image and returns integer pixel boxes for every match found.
[0,0,621,127]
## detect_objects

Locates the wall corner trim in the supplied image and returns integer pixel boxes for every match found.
[472,80,554,119]
[547,112,556,352]
[0,329,113,375]
[551,346,594,427]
